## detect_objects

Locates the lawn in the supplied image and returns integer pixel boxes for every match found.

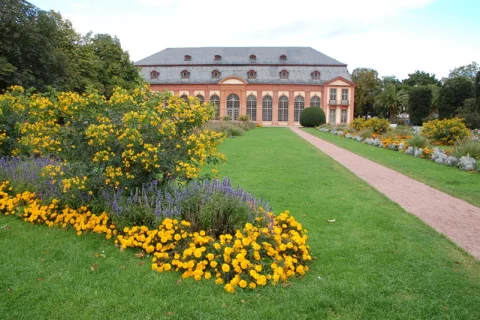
[1,127,480,319]
[303,128,480,208]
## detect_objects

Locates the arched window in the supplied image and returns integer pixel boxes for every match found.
[294,96,305,122]
[196,95,204,104]
[280,55,287,61]
[247,70,257,79]
[211,70,221,79]
[227,94,240,120]
[150,70,159,79]
[210,95,220,120]
[181,70,190,79]
[214,55,222,61]
[180,94,188,102]
[262,95,272,122]
[278,95,289,122]
[249,54,256,61]
[279,70,289,79]
[310,95,321,107]
[184,55,191,61]
[247,95,257,121]
[311,71,321,80]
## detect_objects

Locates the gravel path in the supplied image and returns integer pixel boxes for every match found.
[291,127,480,260]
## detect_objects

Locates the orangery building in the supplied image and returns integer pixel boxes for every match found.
[135,47,355,125]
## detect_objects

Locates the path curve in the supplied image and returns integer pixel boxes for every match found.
[291,126,480,259]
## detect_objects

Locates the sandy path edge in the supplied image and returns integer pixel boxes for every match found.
[290,127,480,260]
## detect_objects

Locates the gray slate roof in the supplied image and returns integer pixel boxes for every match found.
[140,65,352,85]
[135,47,346,66]
[135,47,352,84]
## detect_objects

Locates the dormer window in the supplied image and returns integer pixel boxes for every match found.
[311,70,321,80]
[214,55,222,61]
[247,70,257,79]
[249,54,256,61]
[280,55,287,61]
[181,70,190,79]
[184,55,191,61]
[212,70,221,79]
[150,70,159,79]
[279,70,289,79]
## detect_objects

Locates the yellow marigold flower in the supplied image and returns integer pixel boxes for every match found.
[210,261,218,268]
[206,253,214,261]
[215,278,224,284]
[239,280,247,288]
[222,264,230,273]
[224,283,235,293]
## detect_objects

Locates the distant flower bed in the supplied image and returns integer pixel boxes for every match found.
[317,123,479,173]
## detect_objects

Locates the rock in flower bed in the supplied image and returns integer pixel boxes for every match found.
[317,125,479,173]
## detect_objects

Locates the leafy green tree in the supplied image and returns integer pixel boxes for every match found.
[374,83,408,122]
[475,71,480,113]
[438,77,473,119]
[408,86,432,125]
[403,70,440,87]
[0,0,141,94]
[351,68,381,116]
[81,33,142,97]
[448,62,479,81]
[456,99,480,129]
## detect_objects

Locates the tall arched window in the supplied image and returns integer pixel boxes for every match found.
[310,95,321,107]
[278,95,289,122]
[247,95,257,121]
[180,94,188,102]
[210,94,220,120]
[294,96,305,122]
[196,95,204,104]
[262,95,272,122]
[227,94,240,120]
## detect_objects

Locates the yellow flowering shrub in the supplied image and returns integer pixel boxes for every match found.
[0,86,226,196]
[422,118,471,146]
[0,181,311,293]
[349,118,366,131]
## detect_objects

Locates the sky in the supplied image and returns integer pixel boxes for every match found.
[31,0,480,80]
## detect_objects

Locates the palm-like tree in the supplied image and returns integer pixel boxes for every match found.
[374,84,409,122]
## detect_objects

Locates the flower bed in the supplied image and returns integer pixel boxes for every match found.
[317,126,479,173]
[0,181,311,293]
[0,86,311,292]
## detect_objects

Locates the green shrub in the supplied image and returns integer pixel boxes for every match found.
[392,125,414,138]
[363,118,391,134]
[350,118,366,131]
[203,121,245,137]
[238,114,250,121]
[422,118,471,145]
[359,128,374,139]
[299,107,326,127]
[222,115,231,121]
[407,134,430,149]
[453,138,480,159]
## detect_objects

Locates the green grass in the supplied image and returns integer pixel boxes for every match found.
[303,128,480,208]
[1,127,480,319]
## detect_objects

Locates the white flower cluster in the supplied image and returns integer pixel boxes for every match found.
[458,155,477,171]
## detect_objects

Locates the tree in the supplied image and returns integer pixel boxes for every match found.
[403,70,440,87]
[408,86,432,125]
[456,99,480,129]
[374,83,408,122]
[475,71,480,113]
[0,0,141,94]
[448,62,479,81]
[351,68,381,116]
[82,33,142,97]
[438,77,473,119]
